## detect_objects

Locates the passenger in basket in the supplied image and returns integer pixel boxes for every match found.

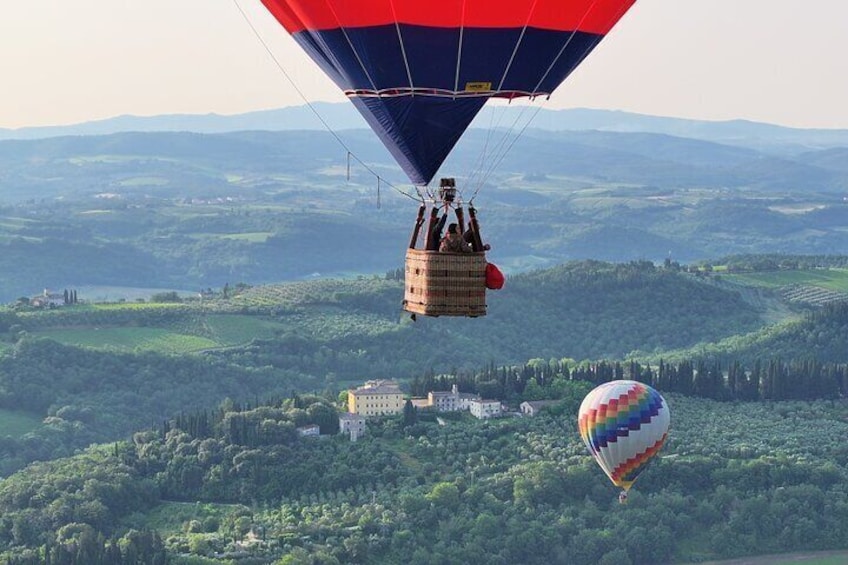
[463,228,491,252]
[440,223,472,253]
[426,213,448,251]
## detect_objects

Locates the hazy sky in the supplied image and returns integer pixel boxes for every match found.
[1,0,845,130]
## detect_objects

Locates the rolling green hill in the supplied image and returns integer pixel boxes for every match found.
[10,260,771,373]
[0,259,845,477]
[0,258,846,563]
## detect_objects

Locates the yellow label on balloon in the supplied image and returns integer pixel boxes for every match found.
[464,82,492,92]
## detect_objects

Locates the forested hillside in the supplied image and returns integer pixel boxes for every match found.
[3,389,848,564]
[1,256,847,563]
[651,301,848,366]
[2,258,847,482]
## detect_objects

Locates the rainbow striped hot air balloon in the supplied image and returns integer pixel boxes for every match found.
[260,0,637,186]
[578,380,670,493]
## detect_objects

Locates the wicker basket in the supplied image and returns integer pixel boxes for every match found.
[403,249,487,317]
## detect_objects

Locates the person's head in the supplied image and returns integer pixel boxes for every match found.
[447,223,459,235]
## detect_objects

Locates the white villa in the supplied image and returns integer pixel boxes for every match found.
[428,384,479,412]
[469,398,503,419]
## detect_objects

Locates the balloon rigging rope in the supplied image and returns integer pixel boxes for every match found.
[322,1,381,95]
[533,0,604,92]
[470,101,547,202]
[453,1,467,95]
[470,0,631,198]
[465,0,545,200]
[230,0,422,203]
[461,102,510,200]
[389,0,416,93]
[469,0,625,200]
[496,0,540,93]
[460,105,495,199]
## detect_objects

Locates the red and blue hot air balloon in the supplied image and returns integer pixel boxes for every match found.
[260,0,637,186]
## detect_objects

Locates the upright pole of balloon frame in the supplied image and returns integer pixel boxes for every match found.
[408,204,426,249]
[423,206,440,251]
[467,206,485,252]
[455,205,466,234]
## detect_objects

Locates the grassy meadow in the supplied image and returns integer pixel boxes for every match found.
[0,409,42,437]
[30,311,285,353]
[722,268,848,292]
[35,327,219,353]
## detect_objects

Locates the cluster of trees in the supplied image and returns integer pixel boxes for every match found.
[166,394,340,444]
[0,339,313,476]
[9,305,194,332]
[650,357,848,400]
[0,448,159,553]
[412,353,848,406]
[5,528,166,565]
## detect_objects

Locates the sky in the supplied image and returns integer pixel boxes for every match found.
[1,0,846,130]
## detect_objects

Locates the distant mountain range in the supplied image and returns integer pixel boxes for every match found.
[3,103,848,154]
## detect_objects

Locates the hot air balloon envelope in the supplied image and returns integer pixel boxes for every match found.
[260,0,637,185]
[578,380,670,491]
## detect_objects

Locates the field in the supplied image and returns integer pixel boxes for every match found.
[36,327,218,353]
[198,314,284,345]
[698,551,848,564]
[32,314,285,352]
[722,269,848,292]
[0,409,42,437]
[76,286,198,303]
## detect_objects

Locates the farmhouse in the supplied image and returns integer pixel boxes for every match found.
[338,413,367,441]
[30,289,67,308]
[520,400,560,416]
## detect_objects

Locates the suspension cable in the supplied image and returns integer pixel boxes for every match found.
[230,0,422,203]
[389,0,416,95]
[471,101,547,202]
[453,0,467,96]
[461,101,507,198]
[472,0,622,199]
[496,0,541,93]
[461,0,542,198]
[531,0,605,93]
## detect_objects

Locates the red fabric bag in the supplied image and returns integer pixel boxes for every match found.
[485,263,505,290]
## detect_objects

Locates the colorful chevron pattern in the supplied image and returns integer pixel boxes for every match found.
[578,380,670,490]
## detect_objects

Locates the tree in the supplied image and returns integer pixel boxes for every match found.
[150,291,180,303]
[402,399,417,427]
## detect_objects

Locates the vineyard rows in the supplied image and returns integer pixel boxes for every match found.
[779,284,848,307]
[227,278,398,308]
